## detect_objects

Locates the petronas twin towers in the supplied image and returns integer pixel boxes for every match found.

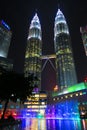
[24,9,77,91]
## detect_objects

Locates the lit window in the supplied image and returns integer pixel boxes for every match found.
[53,98,55,101]
[76,93,78,96]
[70,94,73,97]
[80,92,82,95]
[41,102,45,105]
[35,94,39,97]
[65,95,68,98]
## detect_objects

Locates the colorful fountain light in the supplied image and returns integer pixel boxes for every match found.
[45,100,80,119]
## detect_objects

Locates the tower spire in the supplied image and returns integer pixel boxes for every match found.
[35,8,38,14]
[57,0,61,8]
[58,3,60,9]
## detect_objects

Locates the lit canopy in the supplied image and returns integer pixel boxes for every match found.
[52,82,87,97]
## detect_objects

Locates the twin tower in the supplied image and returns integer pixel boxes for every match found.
[24,8,77,91]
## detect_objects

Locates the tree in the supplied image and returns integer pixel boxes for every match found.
[0,69,36,119]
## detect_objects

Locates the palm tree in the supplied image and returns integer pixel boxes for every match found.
[0,69,36,119]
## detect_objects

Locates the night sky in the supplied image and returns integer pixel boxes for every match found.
[0,0,87,89]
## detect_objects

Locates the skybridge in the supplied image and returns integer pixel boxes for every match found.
[41,54,56,72]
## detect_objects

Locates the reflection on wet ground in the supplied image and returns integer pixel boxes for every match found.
[1,118,87,130]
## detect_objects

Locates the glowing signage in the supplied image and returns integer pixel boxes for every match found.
[1,20,10,30]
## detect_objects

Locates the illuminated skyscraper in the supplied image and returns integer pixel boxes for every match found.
[54,9,77,90]
[0,20,12,58]
[80,26,87,56]
[24,13,42,90]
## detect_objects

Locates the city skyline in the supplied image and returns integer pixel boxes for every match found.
[0,0,87,83]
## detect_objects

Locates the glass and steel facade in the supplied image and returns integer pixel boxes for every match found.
[0,57,13,71]
[54,9,77,90]
[24,13,42,90]
[0,20,12,58]
[80,26,87,56]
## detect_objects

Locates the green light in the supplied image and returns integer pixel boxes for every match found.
[67,82,87,93]
[52,82,87,97]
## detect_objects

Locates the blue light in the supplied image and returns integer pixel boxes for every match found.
[0,104,2,108]
[45,100,80,119]
[1,20,10,30]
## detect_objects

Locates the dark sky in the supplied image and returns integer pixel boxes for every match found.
[0,0,87,85]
